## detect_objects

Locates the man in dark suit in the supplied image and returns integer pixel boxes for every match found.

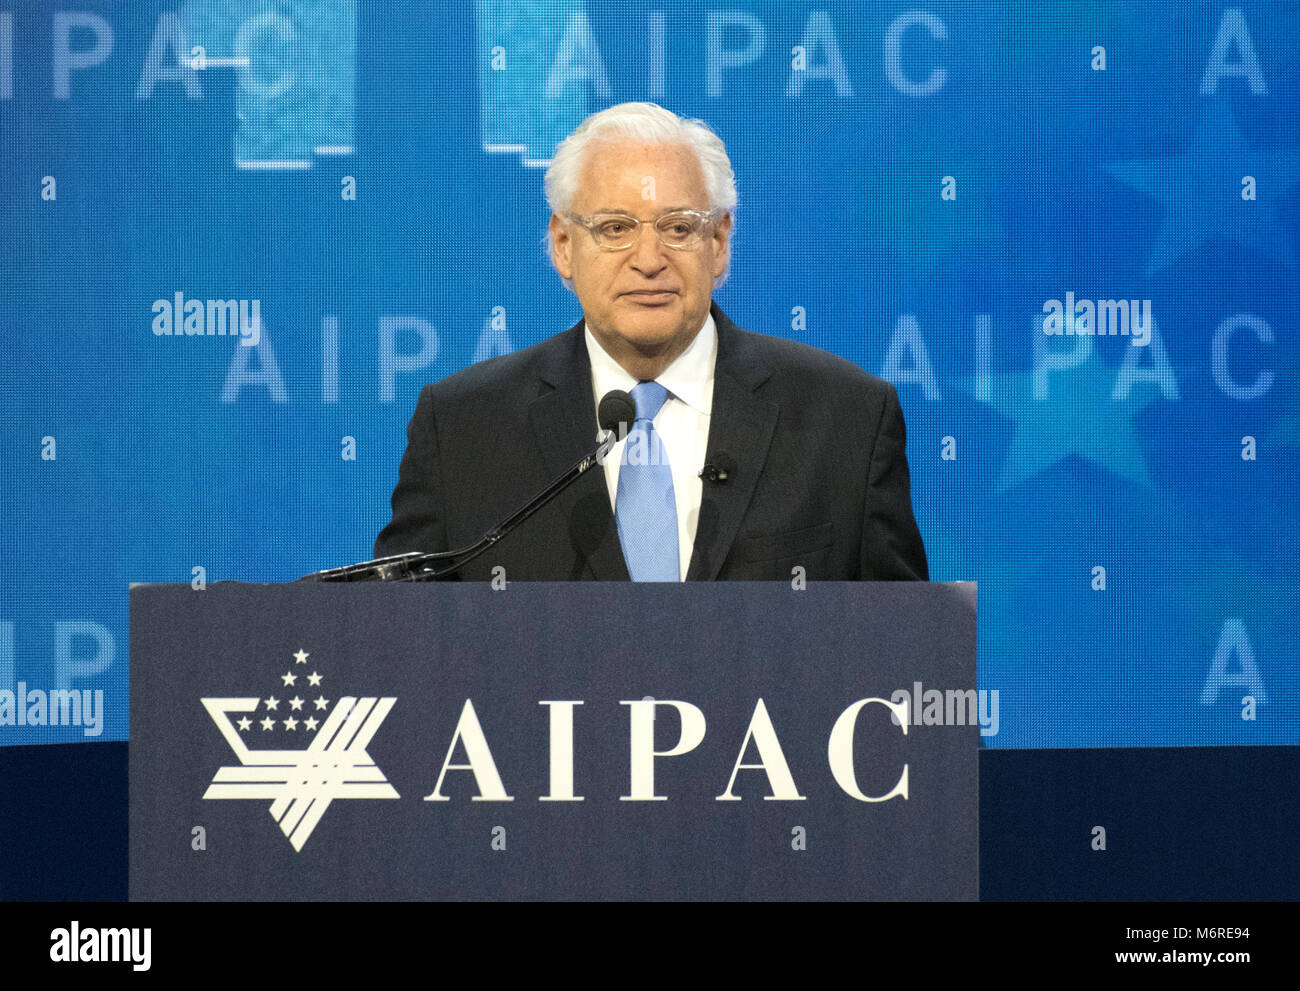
[375,103,927,582]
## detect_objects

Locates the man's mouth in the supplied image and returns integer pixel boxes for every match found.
[620,290,678,305]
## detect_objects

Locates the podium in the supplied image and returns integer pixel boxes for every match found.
[130,581,978,900]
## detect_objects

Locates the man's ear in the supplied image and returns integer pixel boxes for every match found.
[711,212,732,281]
[550,214,573,280]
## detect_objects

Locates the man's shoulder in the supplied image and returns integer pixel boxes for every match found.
[415,321,580,406]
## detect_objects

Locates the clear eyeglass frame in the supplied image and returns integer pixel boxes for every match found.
[563,208,722,251]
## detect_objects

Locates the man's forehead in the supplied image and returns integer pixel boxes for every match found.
[573,139,708,201]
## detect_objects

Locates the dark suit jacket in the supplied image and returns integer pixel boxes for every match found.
[374,303,928,581]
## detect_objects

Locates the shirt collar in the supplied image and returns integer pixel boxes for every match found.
[585,312,716,416]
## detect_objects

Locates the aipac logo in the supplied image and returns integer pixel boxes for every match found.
[201,649,398,851]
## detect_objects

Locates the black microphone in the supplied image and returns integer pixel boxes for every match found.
[700,451,736,485]
[598,389,636,442]
[300,390,636,582]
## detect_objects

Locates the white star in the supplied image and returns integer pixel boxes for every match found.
[260,717,274,731]
[308,671,323,686]
[956,352,1159,493]
[237,717,252,731]
[293,649,309,664]
[1104,96,1300,275]
[283,716,298,730]
[314,696,329,711]
[304,717,319,731]
[265,696,280,711]
[281,671,297,686]
[289,696,304,710]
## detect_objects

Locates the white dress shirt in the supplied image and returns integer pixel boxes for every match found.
[585,313,717,581]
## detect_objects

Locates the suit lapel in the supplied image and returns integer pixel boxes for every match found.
[527,322,630,581]
[686,305,778,581]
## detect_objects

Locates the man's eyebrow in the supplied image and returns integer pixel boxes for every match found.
[586,206,702,216]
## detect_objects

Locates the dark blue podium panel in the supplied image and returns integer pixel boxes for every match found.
[130,582,977,900]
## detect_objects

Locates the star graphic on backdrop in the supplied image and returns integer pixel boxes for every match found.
[260,717,274,731]
[293,650,309,664]
[1104,96,1300,275]
[958,350,1161,493]
[308,671,323,686]
[264,696,279,711]
[283,716,298,731]
[281,671,297,686]
[304,717,319,731]
[237,716,252,731]
[289,696,304,710]
[314,696,329,711]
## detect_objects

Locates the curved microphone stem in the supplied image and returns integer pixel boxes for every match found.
[300,431,615,582]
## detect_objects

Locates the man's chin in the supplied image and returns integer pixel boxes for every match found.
[613,322,686,354]
[609,307,686,345]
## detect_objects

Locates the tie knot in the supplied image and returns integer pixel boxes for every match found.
[631,381,669,421]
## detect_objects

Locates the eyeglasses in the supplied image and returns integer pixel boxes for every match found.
[563,209,722,251]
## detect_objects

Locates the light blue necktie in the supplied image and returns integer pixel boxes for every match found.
[617,381,679,581]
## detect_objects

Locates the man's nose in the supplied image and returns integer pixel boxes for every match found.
[628,222,669,274]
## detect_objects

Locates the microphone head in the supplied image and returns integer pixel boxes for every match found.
[598,390,636,437]
[702,451,737,484]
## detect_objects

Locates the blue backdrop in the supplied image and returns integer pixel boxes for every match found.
[1,1,1296,748]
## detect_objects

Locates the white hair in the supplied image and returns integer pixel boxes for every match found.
[544,102,737,215]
